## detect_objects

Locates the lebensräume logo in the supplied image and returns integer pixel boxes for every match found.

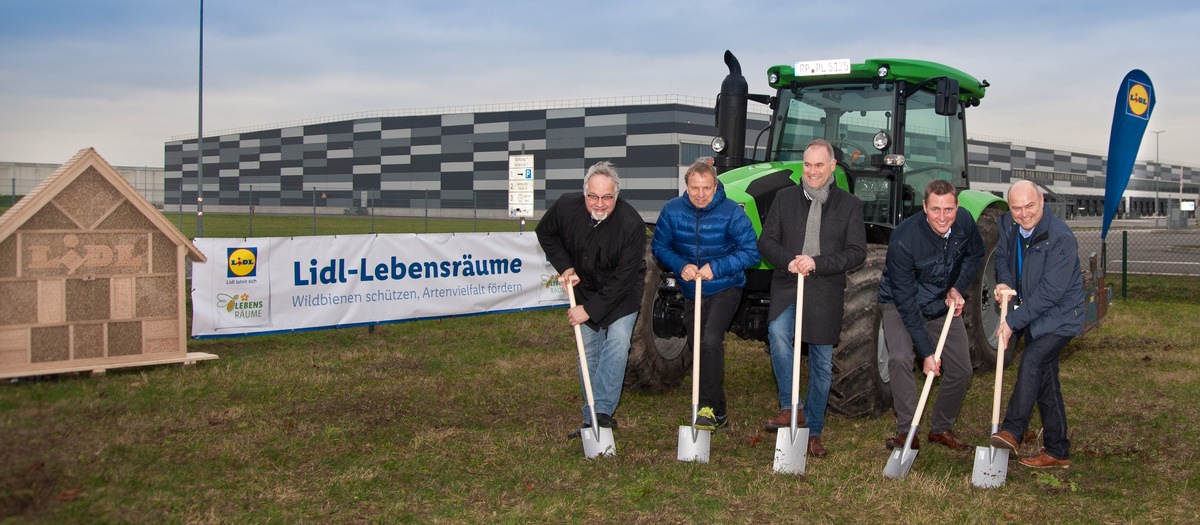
[227,247,257,277]
[1127,82,1150,117]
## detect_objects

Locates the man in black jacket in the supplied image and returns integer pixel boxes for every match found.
[759,139,866,457]
[536,161,646,433]
[879,180,984,452]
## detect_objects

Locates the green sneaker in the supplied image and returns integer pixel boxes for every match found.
[694,407,729,431]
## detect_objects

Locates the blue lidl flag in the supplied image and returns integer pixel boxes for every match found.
[1102,70,1155,239]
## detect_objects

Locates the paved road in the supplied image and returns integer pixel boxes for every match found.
[1069,219,1200,277]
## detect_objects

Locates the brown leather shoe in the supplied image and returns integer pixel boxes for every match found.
[764,409,804,431]
[885,432,918,450]
[808,436,827,457]
[990,430,1019,451]
[927,430,971,451]
[1019,451,1071,469]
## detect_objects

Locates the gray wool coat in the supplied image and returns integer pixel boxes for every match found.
[758,183,867,344]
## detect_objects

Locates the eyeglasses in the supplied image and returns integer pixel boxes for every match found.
[586,193,616,202]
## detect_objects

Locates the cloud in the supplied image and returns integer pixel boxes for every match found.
[1,0,1197,167]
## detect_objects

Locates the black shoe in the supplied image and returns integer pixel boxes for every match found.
[569,413,618,439]
[596,413,618,429]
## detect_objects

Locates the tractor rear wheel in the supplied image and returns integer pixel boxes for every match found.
[625,238,688,392]
[964,206,1011,370]
[827,245,890,418]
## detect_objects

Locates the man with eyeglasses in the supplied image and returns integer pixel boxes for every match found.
[537,160,647,437]
[652,159,759,431]
[988,179,1084,469]
[758,139,866,457]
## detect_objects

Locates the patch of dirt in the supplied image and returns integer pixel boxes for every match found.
[0,459,63,519]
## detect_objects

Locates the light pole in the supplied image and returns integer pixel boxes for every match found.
[1152,130,1164,226]
[196,0,205,237]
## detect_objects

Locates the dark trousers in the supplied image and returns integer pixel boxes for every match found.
[881,304,973,435]
[1002,332,1074,460]
[683,287,742,416]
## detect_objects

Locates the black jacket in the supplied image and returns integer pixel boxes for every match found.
[758,184,866,344]
[536,192,646,329]
[878,207,985,358]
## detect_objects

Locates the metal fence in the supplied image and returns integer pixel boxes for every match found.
[1073,217,1200,300]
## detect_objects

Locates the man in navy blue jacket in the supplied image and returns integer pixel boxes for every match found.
[879,180,985,452]
[653,160,760,430]
[989,180,1085,468]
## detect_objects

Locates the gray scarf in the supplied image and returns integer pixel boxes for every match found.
[802,178,832,256]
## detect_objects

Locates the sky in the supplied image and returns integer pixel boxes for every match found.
[1,0,1197,170]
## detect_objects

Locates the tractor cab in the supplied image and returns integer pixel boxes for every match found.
[717,57,991,245]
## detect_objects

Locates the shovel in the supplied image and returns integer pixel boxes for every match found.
[566,279,615,459]
[972,289,1017,488]
[773,273,808,475]
[884,308,955,480]
[678,276,711,463]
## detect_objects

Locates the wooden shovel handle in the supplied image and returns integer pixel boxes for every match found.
[692,277,703,409]
[790,273,805,408]
[566,281,598,411]
[991,290,1018,426]
[910,310,955,432]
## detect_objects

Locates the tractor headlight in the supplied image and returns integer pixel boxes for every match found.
[883,154,906,167]
[872,131,891,151]
[711,136,727,154]
[769,72,780,84]
[876,65,890,78]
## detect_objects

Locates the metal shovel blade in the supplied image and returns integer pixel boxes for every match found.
[971,446,1009,488]
[677,426,712,463]
[883,445,918,480]
[581,426,616,459]
[773,426,809,475]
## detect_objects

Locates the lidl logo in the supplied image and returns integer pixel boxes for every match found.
[1126,81,1150,119]
[227,247,257,277]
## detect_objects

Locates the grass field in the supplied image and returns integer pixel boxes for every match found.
[2,213,1198,523]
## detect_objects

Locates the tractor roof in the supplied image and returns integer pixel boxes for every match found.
[767,58,987,101]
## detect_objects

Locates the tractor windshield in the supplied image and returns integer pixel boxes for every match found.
[772,82,893,166]
[771,80,968,224]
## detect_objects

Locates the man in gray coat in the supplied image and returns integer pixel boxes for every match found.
[758,139,866,457]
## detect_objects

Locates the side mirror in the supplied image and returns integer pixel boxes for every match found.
[935,77,960,116]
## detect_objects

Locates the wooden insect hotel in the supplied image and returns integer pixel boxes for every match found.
[0,148,216,379]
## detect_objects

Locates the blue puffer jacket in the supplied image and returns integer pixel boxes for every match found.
[652,181,760,299]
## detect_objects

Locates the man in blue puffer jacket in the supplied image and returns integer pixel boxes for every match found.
[653,159,760,430]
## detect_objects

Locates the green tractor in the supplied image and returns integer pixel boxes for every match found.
[626,51,1010,418]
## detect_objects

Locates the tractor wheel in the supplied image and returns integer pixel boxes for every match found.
[624,238,688,392]
[964,206,1012,370]
[827,245,891,418]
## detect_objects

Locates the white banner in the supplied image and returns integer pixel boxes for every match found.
[190,233,567,338]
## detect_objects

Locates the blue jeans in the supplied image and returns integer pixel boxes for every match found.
[577,311,637,425]
[768,303,833,436]
[1001,332,1073,459]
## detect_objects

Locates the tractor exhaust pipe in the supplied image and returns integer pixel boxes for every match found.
[714,50,749,174]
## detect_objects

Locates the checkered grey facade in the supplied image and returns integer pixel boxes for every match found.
[968,139,1197,217]
[164,101,1196,220]
[164,102,770,221]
